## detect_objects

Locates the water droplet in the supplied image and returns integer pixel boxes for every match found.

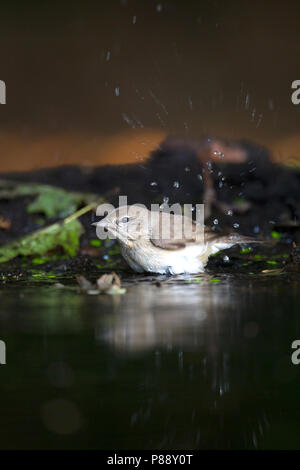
[184,167,190,172]
[223,255,230,263]
[227,210,233,216]
[173,181,179,189]
[213,219,219,225]
[253,225,260,234]
[132,15,137,24]
[160,196,169,210]
[115,87,120,96]
[150,181,157,186]
[245,93,250,109]
[156,3,162,12]
[213,151,224,158]
[106,51,111,61]
[197,174,203,181]
[122,113,134,127]
[233,222,240,229]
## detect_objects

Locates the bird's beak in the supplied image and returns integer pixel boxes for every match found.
[92,219,110,228]
[92,218,135,244]
[92,218,119,237]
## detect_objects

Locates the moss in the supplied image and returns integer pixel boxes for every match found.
[271,231,282,240]
[271,253,289,259]
[234,197,246,204]
[89,239,102,247]
[31,257,49,265]
[240,247,253,254]
[108,244,120,255]
[31,272,57,279]
[253,254,267,260]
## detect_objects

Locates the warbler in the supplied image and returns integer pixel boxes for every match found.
[95,205,259,275]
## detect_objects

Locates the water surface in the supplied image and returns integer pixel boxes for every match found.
[0,274,299,449]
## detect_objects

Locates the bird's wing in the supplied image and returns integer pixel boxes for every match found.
[150,211,260,251]
[150,212,201,251]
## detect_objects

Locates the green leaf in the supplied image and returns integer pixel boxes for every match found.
[27,189,81,218]
[0,218,84,263]
[0,179,98,219]
[0,202,98,263]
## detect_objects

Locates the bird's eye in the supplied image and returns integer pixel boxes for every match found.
[121,216,130,223]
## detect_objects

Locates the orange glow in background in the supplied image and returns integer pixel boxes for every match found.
[1,1,300,173]
[0,130,166,172]
[0,129,299,173]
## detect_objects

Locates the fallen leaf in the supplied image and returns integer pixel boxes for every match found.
[79,246,101,257]
[97,273,121,290]
[76,272,126,295]
[76,275,94,291]
[53,282,65,289]
[97,272,125,295]
[0,216,11,230]
[261,268,284,275]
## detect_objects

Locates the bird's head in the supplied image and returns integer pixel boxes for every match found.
[94,205,152,246]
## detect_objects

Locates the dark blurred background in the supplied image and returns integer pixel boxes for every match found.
[0,0,300,171]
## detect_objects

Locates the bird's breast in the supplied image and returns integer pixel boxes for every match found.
[120,242,207,274]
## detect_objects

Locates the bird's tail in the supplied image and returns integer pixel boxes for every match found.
[210,233,270,255]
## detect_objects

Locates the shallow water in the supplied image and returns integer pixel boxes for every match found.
[0,273,299,449]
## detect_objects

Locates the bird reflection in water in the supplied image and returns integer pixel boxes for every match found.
[94,279,275,448]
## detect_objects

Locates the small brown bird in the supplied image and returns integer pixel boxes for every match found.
[95,205,258,275]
